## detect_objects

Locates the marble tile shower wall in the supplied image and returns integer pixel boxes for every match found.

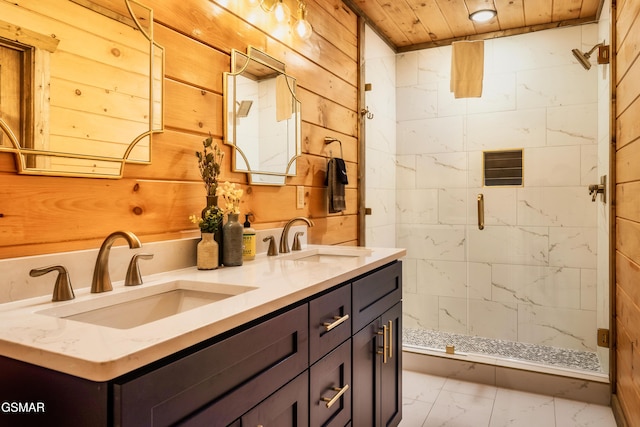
[396,24,600,353]
[364,24,398,247]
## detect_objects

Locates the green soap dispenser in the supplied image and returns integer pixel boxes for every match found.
[242,214,256,261]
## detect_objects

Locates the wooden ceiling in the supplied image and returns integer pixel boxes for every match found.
[343,0,604,52]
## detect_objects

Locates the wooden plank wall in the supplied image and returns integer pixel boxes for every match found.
[0,0,360,259]
[615,0,640,424]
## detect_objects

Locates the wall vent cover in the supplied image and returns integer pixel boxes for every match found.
[483,150,523,186]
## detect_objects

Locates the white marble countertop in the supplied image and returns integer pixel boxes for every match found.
[0,245,405,381]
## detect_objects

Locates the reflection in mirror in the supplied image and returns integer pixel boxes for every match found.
[0,0,164,178]
[224,47,300,186]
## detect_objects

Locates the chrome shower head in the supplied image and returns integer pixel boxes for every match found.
[572,48,592,70]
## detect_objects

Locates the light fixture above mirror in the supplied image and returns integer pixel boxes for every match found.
[259,0,313,40]
[274,0,290,22]
[260,0,277,12]
[294,1,313,40]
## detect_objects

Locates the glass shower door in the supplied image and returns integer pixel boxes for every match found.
[400,140,606,374]
[465,145,605,373]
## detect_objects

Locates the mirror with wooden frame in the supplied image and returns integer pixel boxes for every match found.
[0,0,164,178]
[224,47,300,186]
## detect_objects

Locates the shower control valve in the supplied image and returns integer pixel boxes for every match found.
[588,175,607,202]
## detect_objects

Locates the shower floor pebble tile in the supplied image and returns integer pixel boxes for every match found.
[403,328,603,372]
[400,370,617,427]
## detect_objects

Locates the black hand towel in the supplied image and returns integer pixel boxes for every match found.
[326,158,348,213]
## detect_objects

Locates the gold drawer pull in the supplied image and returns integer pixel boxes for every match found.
[321,384,350,408]
[323,314,349,332]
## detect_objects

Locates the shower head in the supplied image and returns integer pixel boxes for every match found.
[571,43,604,70]
[236,100,253,118]
[572,48,592,70]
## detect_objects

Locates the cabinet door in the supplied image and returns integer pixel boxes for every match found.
[380,302,402,427]
[352,319,380,426]
[0,355,108,427]
[241,372,308,427]
[351,302,402,427]
[310,340,352,427]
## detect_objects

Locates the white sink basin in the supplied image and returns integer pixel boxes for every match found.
[279,247,372,262]
[37,280,257,329]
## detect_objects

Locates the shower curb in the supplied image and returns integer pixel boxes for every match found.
[403,348,611,406]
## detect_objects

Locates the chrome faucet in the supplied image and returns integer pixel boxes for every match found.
[279,217,314,254]
[91,231,141,293]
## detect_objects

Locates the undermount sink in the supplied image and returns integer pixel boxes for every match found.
[279,247,372,262]
[37,280,257,330]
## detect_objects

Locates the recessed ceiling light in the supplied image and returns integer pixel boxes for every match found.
[469,9,497,23]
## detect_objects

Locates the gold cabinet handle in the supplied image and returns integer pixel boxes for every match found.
[323,314,349,332]
[321,384,350,408]
[377,324,388,364]
[388,320,393,359]
[477,193,485,230]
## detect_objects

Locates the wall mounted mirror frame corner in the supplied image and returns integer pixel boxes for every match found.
[0,0,164,179]
[223,46,301,186]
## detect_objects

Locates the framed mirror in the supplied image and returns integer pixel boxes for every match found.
[224,47,301,186]
[0,0,164,178]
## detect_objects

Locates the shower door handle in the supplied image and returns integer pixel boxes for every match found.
[477,194,485,230]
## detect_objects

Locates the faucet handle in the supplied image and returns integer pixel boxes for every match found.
[263,236,278,256]
[125,253,154,287]
[292,232,305,251]
[30,265,75,302]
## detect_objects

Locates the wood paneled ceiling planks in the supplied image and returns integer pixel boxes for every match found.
[343,0,604,52]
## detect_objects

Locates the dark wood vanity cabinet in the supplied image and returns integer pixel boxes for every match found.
[133,260,401,427]
[310,340,352,426]
[352,261,403,427]
[0,260,402,427]
[239,371,309,427]
[352,303,402,427]
[309,282,351,365]
[114,304,309,427]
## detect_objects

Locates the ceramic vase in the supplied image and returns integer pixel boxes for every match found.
[197,232,218,270]
[222,213,243,266]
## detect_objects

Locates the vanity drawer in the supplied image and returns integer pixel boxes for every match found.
[352,261,402,333]
[309,283,351,364]
[310,339,352,427]
[113,304,308,427]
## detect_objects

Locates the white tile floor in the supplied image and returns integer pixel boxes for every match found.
[400,370,618,427]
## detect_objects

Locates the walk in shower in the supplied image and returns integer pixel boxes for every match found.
[364,21,611,378]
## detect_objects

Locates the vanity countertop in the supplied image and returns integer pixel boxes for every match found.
[0,245,405,381]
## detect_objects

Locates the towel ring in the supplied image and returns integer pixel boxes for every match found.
[324,136,343,159]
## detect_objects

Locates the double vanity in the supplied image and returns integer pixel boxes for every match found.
[0,244,405,426]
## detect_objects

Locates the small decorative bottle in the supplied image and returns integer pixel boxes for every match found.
[242,214,256,261]
[197,233,219,270]
[222,213,244,266]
